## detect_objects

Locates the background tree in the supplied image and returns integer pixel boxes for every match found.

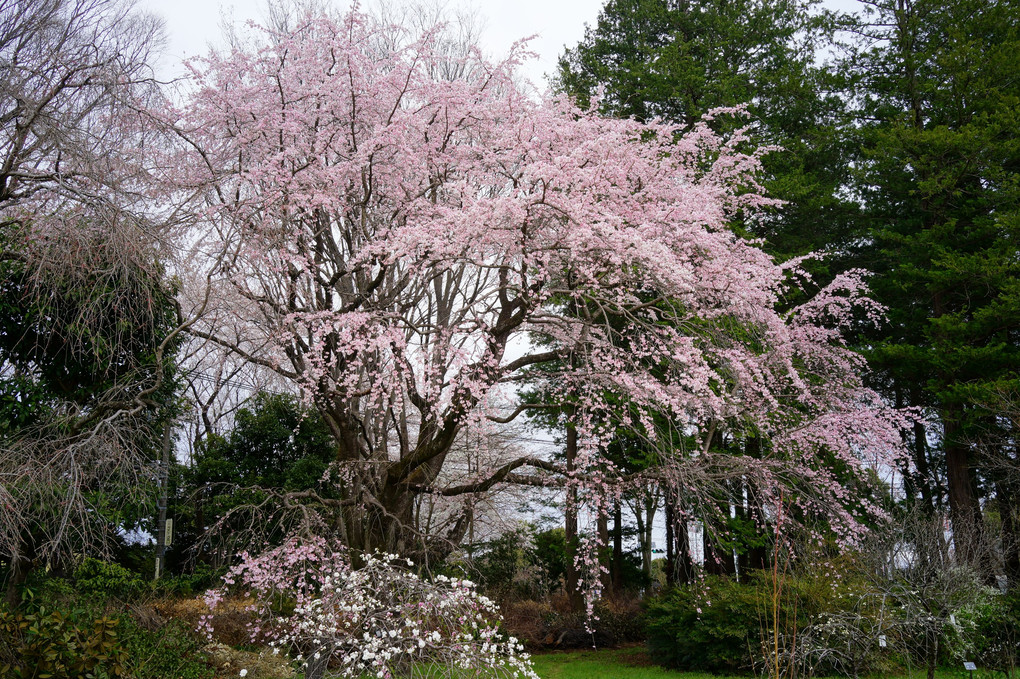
[0,0,183,604]
[173,392,338,567]
[842,0,1020,573]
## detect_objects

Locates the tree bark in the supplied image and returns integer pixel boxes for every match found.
[612,501,623,595]
[942,406,986,571]
[564,419,583,612]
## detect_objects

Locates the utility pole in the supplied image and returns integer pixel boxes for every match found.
[154,420,172,579]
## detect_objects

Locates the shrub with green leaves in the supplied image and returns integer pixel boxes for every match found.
[0,605,130,678]
[645,566,881,675]
[645,576,762,672]
[73,557,146,600]
[972,589,1020,677]
[0,575,214,679]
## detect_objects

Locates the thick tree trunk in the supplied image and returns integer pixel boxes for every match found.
[911,419,935,510]
[665,498,675,587]
[643,494,656,581]
[942,407,986,571]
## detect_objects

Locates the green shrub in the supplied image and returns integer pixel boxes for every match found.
[124,618,214,679]
[645,566,880,675]
[152,564,223,598]
[73,557,146,600]
[0,575,215,679]
[973,589,1020,677]
[474,524,551,603]
[0,605,130,678]
[645,576,761,673]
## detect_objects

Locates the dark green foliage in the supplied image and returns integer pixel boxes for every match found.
[645,577,762,673]
[0,606,130,679]
[72,558,146,602]
[149,564,223,599]
[122,618,214,679]
[0,574,214,679]
[0,226,182,436]
[645,568,876,674]
[534,528,569,590]
[171,392,337,565]
[191,392,335,491]
[842,0,1020,560]
[972,590,1020,677]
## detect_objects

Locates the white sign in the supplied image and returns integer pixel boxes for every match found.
[964,662,977,671]
[878,635,887,648]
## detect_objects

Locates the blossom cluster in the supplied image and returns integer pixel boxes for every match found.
[201,540,537,679]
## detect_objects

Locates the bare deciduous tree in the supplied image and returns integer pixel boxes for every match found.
[0,0,186,604]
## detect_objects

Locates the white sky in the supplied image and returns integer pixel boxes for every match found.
[140,0,861,90]
[140,0,606,87]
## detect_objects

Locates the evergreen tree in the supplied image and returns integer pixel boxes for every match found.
[844,0,1020,573]
[557,0,857,266]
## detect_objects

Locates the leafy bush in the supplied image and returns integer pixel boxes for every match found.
[125,618,215,679]
[0,576,215,679]
[152,564,223,598]
[645,576,761,673]
[972,589,1020,677]
[646,566,880,675]
[0,605,130,678]
[73,557,146,600]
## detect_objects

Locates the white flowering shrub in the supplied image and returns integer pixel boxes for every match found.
[201,537,538,679]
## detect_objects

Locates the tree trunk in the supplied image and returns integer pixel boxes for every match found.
[665,496,676,587]
[564,420,583,612]
[4,535,35,608]
[942,407,986,571]
[644,493,656,581]
[612,502,623,595]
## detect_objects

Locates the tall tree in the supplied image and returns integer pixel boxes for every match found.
[557,0,857,266]
[176,7,907,593]
[843,0,1020,570]
[557,0,864,573]
[0,0,181,603]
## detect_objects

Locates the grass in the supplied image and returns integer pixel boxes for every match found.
[529,646,729,679]
[528,647,986,679]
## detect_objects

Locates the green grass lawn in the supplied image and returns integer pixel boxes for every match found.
[529,647,729,679]
[528,647,984,679]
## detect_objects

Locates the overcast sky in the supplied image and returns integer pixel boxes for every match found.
[139,0,861,90]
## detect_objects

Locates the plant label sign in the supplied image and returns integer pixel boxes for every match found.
[964,662,978,671]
